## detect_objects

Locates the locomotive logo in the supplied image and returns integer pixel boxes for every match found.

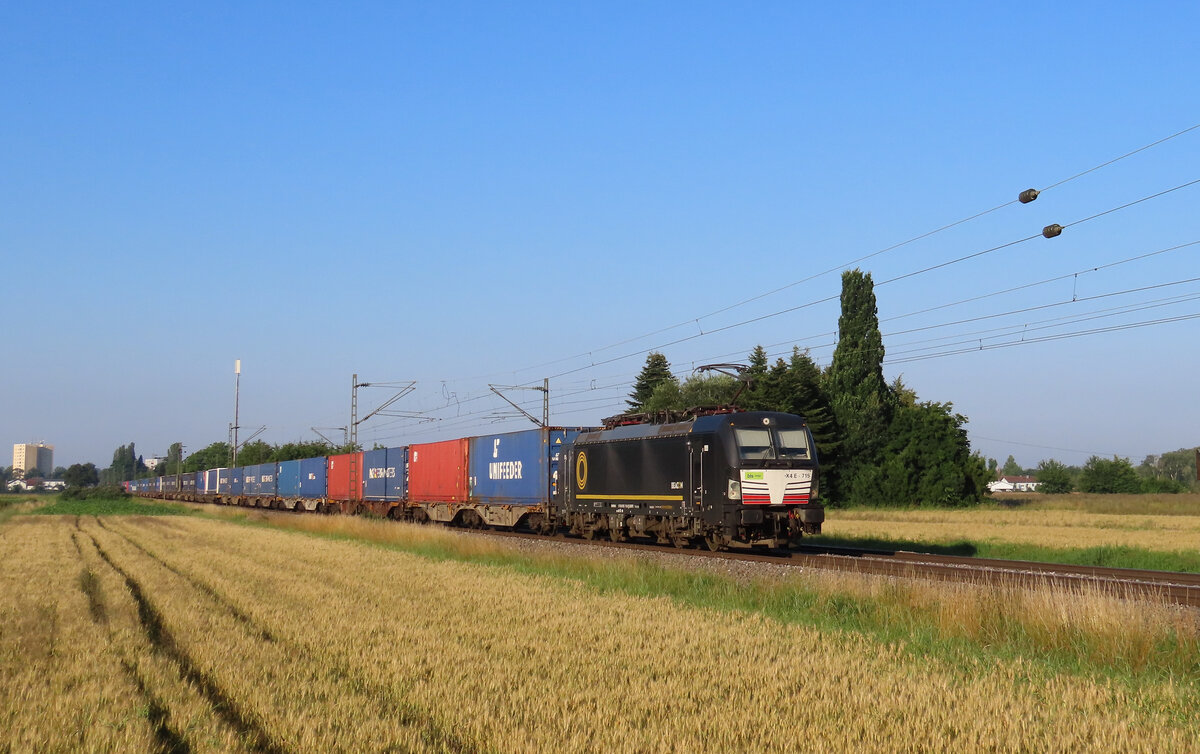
[575,451,588,490]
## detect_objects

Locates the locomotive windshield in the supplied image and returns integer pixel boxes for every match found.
[774,428,811,459]
[734,427,812,461]
[734,428,774,459]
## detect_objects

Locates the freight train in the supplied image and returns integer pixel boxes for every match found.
[129,408,822,549]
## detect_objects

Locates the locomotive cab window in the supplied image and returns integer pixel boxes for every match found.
[734,429,775,460]
[774,429,810,459]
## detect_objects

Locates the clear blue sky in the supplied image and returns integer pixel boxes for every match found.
[3,2,1197,470]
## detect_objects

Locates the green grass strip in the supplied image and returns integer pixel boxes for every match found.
[807,534,1200,573]
[28,497,195,517]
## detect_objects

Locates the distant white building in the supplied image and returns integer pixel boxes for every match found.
[144,456,165,471]
[988,475,1041,493]
[7,478,63,491]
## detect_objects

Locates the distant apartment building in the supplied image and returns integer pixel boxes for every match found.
[13,443,54,477]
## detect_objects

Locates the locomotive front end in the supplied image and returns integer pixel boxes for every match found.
[716,412,822,547]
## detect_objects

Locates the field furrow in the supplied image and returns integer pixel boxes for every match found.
[81,517,468,752]
[0,518,156,751]
[87,515,1200,753]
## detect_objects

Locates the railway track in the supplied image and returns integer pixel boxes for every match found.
[156,498,1200,609]
[789,544,1200,609]
[461,528,1200,609]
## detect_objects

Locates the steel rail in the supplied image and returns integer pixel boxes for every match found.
[450,527,1200,609]
[155,497,1200,609]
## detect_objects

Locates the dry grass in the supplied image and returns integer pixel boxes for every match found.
[828,499,1200,552]
[188,507,1200,673]
[0,518,155,751]
[4,513,1194,752]
[0,516,257,752]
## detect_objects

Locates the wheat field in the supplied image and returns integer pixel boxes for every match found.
[826,498,1200,551]
[3,513,1198,752]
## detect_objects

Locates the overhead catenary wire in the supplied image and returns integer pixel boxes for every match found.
[362,230,1199,447]
[354,127,1200,446]
[884,292,1200,359]
[695,238,1200,365]
[540,179,1200,382]
[747,288,1200,370]
[452,122,1200,383]
[970,435,1123,459]
[887,310,1200,364]
[381,281,1200,444]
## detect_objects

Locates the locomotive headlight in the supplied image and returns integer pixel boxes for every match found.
[728,479,741,500]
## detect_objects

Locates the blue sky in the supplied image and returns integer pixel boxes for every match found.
[3,2,1197,469]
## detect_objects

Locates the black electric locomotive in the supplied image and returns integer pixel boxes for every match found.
[560,410,822,549]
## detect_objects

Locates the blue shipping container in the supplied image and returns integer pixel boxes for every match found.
[468,428,584,506]
[362,447,407,501]
[230,468,244,496]
[298,456,327,498]
[244,462,278,497]
[277,459,301,498]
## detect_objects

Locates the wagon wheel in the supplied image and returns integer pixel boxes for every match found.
[704,532,727,552]
[669,532,689,549]
[609,527,624,543]
[581,525,596,540]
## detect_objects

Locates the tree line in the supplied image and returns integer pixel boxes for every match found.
[626,269,992,507]
[92,439,358,484]
[1,465,68,483]
[996,452,1196,494]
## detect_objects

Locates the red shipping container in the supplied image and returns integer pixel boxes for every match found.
[409,439,468,502]
[327,452,364,502]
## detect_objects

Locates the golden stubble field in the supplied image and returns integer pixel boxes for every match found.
[3,513,1198,752]
[826,493,1200,551]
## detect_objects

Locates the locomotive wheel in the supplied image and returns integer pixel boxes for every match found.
[669,533,689,549]
[704,532,727,552]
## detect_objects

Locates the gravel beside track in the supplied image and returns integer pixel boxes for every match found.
[438,526,1200,608]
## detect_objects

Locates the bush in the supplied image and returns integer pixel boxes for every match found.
[60,484,131,501]
[1140,476,1187,494]
[1035,459,1073,494]
[1078,456,1142,494]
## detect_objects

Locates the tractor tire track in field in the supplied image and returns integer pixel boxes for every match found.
[85,529,288,754]
[71,521,192,753]
[102,517,480,754]
[70,529,108,625]
[120,659,192,754]
[95,518,277,643]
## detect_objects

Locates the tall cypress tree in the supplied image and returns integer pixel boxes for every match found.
[627,352,676,411]
[825,269,893,503]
